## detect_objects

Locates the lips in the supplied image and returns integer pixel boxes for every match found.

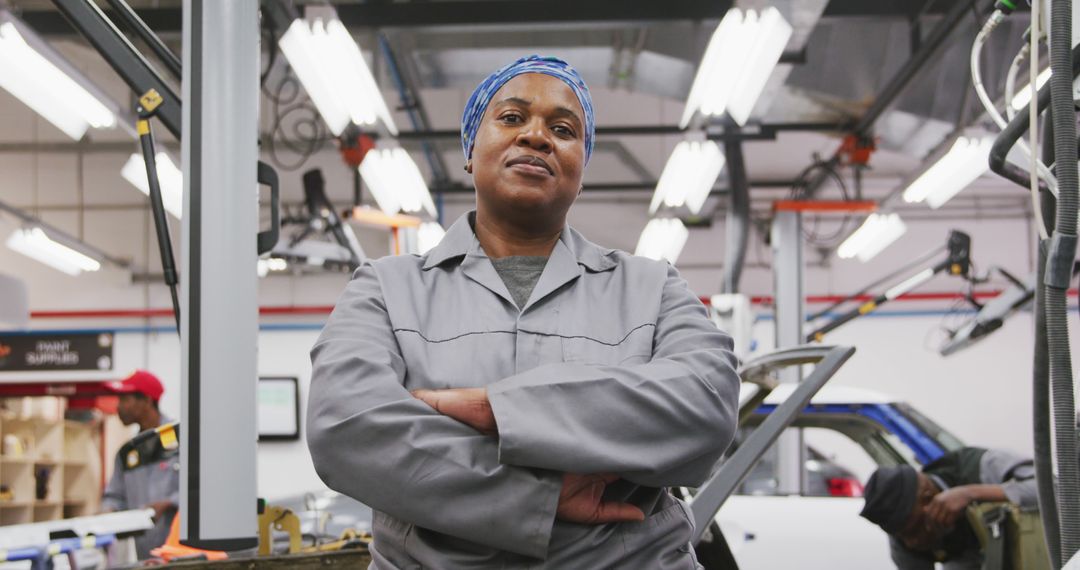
[506,154,553,175]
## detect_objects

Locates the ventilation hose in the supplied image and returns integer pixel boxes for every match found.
[1047,0,1080,561]
[1036,115,1062,569]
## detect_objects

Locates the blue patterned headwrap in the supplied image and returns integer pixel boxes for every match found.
[461,55,595,165]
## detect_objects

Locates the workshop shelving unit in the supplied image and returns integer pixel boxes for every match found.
[0,399,100,525]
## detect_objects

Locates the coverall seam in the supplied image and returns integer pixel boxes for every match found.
[393,328,517,344]
[394,325,656,348]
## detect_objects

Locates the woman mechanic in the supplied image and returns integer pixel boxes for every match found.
[307,55,741,569]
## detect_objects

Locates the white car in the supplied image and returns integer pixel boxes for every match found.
[698,384,966,570]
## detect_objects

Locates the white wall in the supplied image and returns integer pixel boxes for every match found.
[117,329,324,501]
[17,296,1052,505]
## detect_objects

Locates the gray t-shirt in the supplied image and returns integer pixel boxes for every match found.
[490,256,548,309]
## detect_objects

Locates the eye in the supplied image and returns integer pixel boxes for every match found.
[499,112,523,124]
[552,124,576,137]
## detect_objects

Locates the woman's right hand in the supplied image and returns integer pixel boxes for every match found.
[556,473,645,524]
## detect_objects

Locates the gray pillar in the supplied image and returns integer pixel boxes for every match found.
[771,210,805,495]
[180,0,259,549]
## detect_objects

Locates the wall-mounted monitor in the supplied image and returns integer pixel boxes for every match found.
[258,376,300,441]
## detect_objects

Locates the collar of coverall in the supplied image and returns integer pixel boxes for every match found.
[422,210,619,273]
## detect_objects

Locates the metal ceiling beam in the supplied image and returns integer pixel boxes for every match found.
[851,0,978,136]
[20,0,1015,35]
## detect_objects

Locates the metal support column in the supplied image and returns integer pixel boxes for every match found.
[771,210,805,495]
[180,0,259,550]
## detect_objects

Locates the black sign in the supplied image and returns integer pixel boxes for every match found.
[0,333,114,372]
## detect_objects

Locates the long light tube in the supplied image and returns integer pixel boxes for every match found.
[1010,67,1051,111]
[418,222,446,255]
[635,218,689,264]
[121,153,184,218]
[837,213,907,262]
[679,7,793,128]
[649,140,726,215]
[0,19,117,140]
[902,136,994,209]
[278,15,397,137]
[359,148,437,217]
[6,228,101,276]
[256,257,288,278]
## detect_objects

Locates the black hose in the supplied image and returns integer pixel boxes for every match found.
[1035,115,1062,570]
[1048,0,1080,561]
[1036,240,1062,569]
[722,139,749,294]
[988,43,1080,193]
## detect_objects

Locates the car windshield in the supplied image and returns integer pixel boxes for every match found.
[893,402,965,451]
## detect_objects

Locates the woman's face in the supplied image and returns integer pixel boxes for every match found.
[469,73,586,228]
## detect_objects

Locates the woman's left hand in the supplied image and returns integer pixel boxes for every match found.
[411,388,498,435]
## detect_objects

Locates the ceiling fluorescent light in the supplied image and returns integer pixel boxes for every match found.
[1010,67,1051,111]
[679,7,793,128]
[6,228,101,276]
[837,213,907,262]
[418,222,446,255]
[256,257,288,278]
[121,153,184,218]
[278,14,398,137]
[358,148,437,217]
[649,140,726,215]
[0,16,117,140]
[902,136,994,209]
[635,218,689,264]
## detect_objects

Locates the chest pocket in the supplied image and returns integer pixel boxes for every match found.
[560,321,655,366]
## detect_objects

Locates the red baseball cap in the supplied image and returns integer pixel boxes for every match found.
[104,370,164,402]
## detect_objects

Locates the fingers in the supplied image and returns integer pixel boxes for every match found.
[593,501,646,523]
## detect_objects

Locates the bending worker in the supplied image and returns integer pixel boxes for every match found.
[101,369,179,560]
[308,55,740,568]
[860,446,1037,569]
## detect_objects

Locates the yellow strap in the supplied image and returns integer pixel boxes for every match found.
[159,424,178,450]
[951,263,962,275]
[0,548,8,561]
[136,120,150,136]
[858,301,878,315]
[81,535,96,548]
[47,543,61,555]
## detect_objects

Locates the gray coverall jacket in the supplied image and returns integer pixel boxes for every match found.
[101,416,180,560]
[308,212,740,569]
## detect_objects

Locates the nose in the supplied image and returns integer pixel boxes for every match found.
[515,118,552,152]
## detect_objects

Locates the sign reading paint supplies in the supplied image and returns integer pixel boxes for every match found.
[0,333,114,372]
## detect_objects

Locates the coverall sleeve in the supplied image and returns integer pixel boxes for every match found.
[980,449,1039,509]
[101,453,127,512]
[487,265,740,487]
[307,263,561,559]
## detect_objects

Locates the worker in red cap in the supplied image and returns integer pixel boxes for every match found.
[101,369,179,560]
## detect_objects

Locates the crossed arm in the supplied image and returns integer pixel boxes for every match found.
[307,263,739,558]
[410,387,645,525]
